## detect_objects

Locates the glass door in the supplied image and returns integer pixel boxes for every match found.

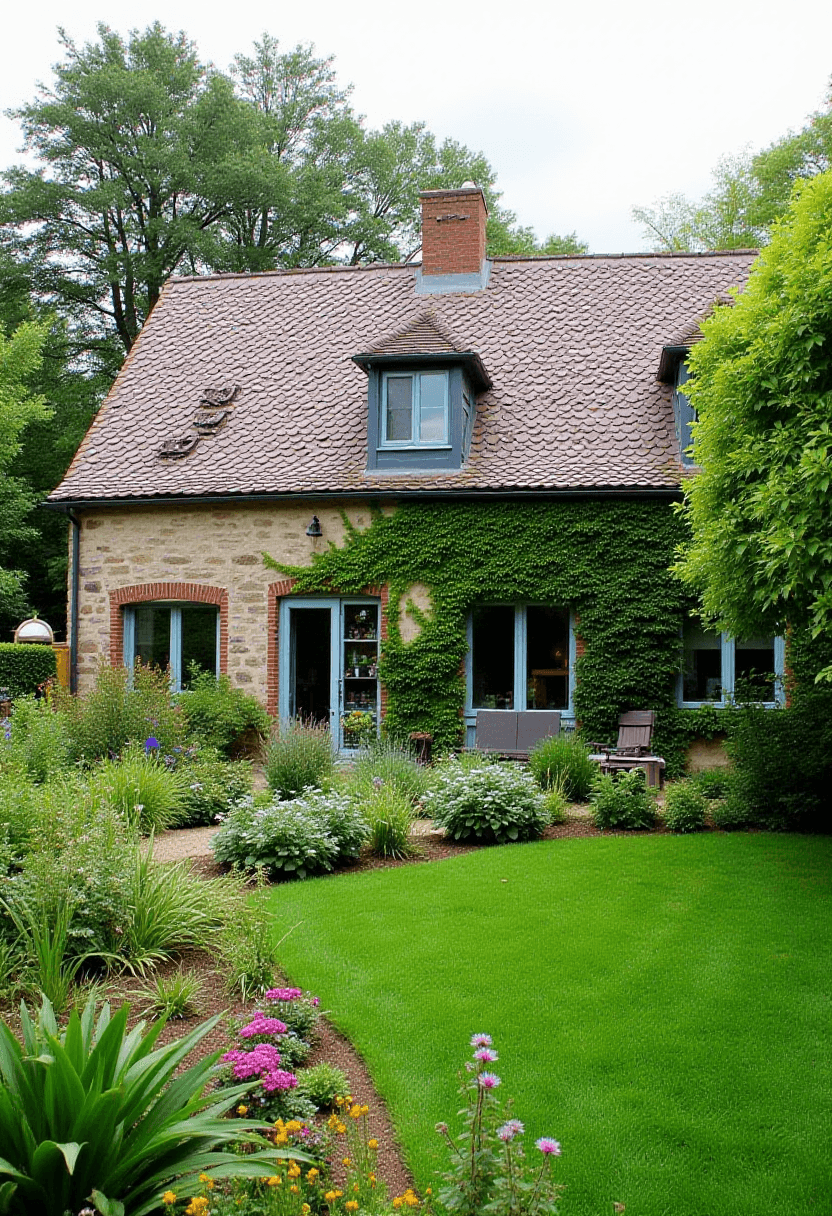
[340,602,380,749]
[279,598,380,748]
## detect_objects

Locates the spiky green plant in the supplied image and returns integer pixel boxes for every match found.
[0,994,307,1216]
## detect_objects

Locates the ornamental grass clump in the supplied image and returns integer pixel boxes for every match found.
[89,745,189,834]
[266,717,334,798]
[363,781,417,858]
[347,738,431,805]
[529,732,598,802]
[663,779,708,833]
[589,767,657,831]
[424,760,549,844]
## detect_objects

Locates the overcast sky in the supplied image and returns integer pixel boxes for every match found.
[2,0,831,254]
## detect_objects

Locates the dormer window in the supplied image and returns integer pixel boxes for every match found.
[354,312,491,474]
[382,370,449,448]
[674,361,697,466]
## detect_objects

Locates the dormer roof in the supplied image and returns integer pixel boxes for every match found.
[352,311,492,392]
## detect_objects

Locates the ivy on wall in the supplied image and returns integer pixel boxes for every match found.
[266,499,707,775]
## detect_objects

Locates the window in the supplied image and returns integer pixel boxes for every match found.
[465,605,574,740]
[678,616,785,707]
[674,362,697,466]
[123,602,220,692]
[381,371,449,447]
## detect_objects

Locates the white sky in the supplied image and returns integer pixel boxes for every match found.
[1,0,831,254]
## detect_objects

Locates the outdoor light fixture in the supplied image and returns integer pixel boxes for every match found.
[306,515,323,537]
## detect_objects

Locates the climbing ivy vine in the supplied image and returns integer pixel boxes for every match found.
[266,499,713,775]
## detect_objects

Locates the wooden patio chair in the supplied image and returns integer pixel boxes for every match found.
[588,710,665,787]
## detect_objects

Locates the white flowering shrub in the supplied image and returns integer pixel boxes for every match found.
[424,761,549,844]
[212,789,368,878]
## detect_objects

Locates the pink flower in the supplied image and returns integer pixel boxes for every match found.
[239,1014,288,1038]
[470,1033,492,1048]
[311,997,320,1007]
[535,1138,562,1156]
[261,1069,299,1092]
[265,987,302,1002]
[497,1119,525,1141]
[474,1047,498,1062]
[478,1072,501,1089]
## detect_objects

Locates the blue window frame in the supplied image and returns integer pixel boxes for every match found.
[674,362,697,466]
[381,370,449,448]
[122,602,220,692]
[677,618,785,708]
[463,605,577,745]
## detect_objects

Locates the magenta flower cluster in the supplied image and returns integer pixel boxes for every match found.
[222,1044,298,1092]
[239,1012,288,1038]
[265,987,303,1001]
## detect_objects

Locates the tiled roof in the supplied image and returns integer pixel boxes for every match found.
[50,250,757,503]
[362,311,464,356]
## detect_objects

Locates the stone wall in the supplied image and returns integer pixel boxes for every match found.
[73,500,376,704]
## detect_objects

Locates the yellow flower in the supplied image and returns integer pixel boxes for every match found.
[286,1119,303,1132]
[290,1185,300,1194]
[353,1183,360,1193]
[369,1174,376,1184]
[368,1139,378,1150]
[288,1165,301,1179]
[336,1123,347,1134]
[349,1104,362,1118]
[393,1199,404,1209]
[328,1113,339,1129]
[163,1194,177,1208]
[342,1157,352,1167]
[185,1199,210,1216]
[360,1105,369,1116]
[198,1174,215,1190]
[346,1203,359,1212]
[237,1105,248,1116]
[275,1132,289,1145]
[345,1094,353,1104]
[425,1188,432,1195]
[335,1095,343,1106]
[302,1206,311,1214]
[306,1167,319,1180]
[325,1189,344,1201]
[267,1176,282,1187]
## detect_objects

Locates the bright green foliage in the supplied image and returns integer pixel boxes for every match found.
[0,321,51,617]
[529,733,598,802]
[589,767,657,831]
[425,759,548,844]
[213,795,339,880]
[89,747,188,834]
[176,749,253,827]
[295,1062,350,1110]
[0,993,298,1216]
[218,870,278,1001]
[6,696,71,782]
[267,499,691,767]
[662,780,708,833]
[0,645,57,699]
[177,670,270,756]
[139,968,203,1020]
[689,767,732,800]
[676,172,832,676]
[362,783,416,859]
[265,718,334,798]
[341,738,430,806]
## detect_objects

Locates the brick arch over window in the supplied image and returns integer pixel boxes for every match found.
[266,580,389,719]
[109,583,228,672]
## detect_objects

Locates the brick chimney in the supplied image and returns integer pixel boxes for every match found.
[419,185,489,279]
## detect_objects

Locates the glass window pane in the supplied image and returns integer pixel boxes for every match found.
[386,376,413,442]
[181,605,219,687]
[418,373,447,443]
[526,606,569,709]
[472,605,514,709]
[134,605,171,672]
[682,620,722,701]
[735,637,775,701]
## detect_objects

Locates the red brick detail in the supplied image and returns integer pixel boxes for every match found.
[266,579,297,716]
[109,583,228,672]
[574,634,586,659]
[420,188,488,278]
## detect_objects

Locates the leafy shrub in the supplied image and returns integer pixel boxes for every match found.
[347,738,430,805]
[590,767,657,831]
[263,986,321,1040]
[212,795,339,879]
[57,662,186,762]
[363,782,416,858]
[266,717,334,798]
[0,643,56,698]
[529,732,599,802]
[709,795,753,829]
[7,696,71,782]
[690,767,732,799]
[296,1062,350,1109]
[177,668,270,755]
[177,748,253,826]
[312,789,370,860]
[424,760,549,844]
[663,780,707,833]
[89,746,188,834]
[0,993,293,1216]
[0,764,45,863]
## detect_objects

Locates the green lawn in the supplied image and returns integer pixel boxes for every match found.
[266,834,832,1215]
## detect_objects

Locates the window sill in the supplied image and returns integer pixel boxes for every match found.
[377,444,452,453]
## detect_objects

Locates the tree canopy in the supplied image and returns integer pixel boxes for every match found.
[634,82,832,252]
[675,171,832,679]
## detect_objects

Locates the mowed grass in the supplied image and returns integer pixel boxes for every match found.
[266,834,832,1215]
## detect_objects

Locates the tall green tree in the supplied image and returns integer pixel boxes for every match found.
[675,171,832,679]
[0,318,51,622]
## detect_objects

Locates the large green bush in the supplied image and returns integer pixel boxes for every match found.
[177,669,270,755]
[6,697,71,782]
[0,643,56,699]
[590,768,657,831]
[177,748,253,826]
[424,759,549,844]
[56,663,186,762]
[663,780,707,833]
[212,795,340,880]
[265,718,334,798]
